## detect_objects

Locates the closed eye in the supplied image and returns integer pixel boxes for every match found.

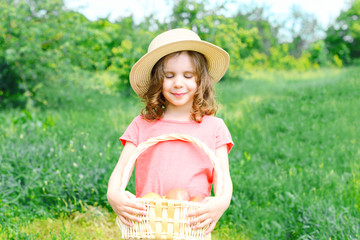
[184,73,194,78]
[165,73,174,78]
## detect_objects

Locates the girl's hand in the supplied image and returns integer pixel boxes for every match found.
[187,196,229,235]
[107,190,147,227]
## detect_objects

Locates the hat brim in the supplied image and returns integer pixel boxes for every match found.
[130,40,230,97]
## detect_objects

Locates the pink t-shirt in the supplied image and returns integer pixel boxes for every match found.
[120,115,233,198]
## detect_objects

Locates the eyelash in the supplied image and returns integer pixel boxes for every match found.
[165,74,193,79]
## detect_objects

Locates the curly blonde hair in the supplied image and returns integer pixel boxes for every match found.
[141,51,217,123]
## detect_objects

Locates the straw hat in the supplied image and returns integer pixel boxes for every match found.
[129,28,230,97]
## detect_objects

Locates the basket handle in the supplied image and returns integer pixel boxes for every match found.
[120,133,223,196]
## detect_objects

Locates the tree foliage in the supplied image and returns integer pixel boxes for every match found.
[325,0,360,64]
[281,5,322,57]
[0,0,65,107]
[1,0,359,107]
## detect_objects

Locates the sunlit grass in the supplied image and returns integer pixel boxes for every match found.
[1,66,359,239]
[0,206,247,240]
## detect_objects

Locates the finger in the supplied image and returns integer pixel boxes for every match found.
[188,213,208,226]
[119,215,133,227]
[193,218,213,230]
[125,191,137,199]
[112,204,146,218]
[204,221,217,235]
[122,211,143,223]
[126,199,147,211]
[187,207,207,218]
[124,205,147,216]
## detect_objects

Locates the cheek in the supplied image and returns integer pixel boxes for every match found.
[189,80,197,92]
[162,80,170,92]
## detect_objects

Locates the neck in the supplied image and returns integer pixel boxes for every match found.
[163,105,192,121]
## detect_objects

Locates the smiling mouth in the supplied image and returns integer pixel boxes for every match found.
[172,93,186,97]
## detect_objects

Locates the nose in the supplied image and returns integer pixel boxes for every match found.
[173,75,184,88]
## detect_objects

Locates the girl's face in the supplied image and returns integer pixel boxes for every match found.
[162,52,197,112]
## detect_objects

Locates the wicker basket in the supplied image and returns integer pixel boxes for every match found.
[117,133,223,240]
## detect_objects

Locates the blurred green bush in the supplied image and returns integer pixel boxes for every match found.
[1,0,359,107]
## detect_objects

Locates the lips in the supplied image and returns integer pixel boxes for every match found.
[172,93,186,97]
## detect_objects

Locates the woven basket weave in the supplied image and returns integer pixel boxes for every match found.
[117,133,222,240]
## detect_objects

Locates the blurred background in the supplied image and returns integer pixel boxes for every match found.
[1,0,359,239]
[1,0,359,107]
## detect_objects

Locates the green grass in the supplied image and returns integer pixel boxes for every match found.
[1,67,359,239]
[0,205,246,240]
[217,67,360,239]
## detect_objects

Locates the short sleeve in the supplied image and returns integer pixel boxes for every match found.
[120,116,140,146]
[215,119,234,153]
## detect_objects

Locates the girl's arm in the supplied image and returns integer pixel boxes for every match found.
[107,141,147,226]
[187,144,233,235]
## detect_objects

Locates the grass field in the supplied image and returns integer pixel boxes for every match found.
[1,66,359,239]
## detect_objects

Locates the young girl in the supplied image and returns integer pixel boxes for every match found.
[107,28,233,236]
